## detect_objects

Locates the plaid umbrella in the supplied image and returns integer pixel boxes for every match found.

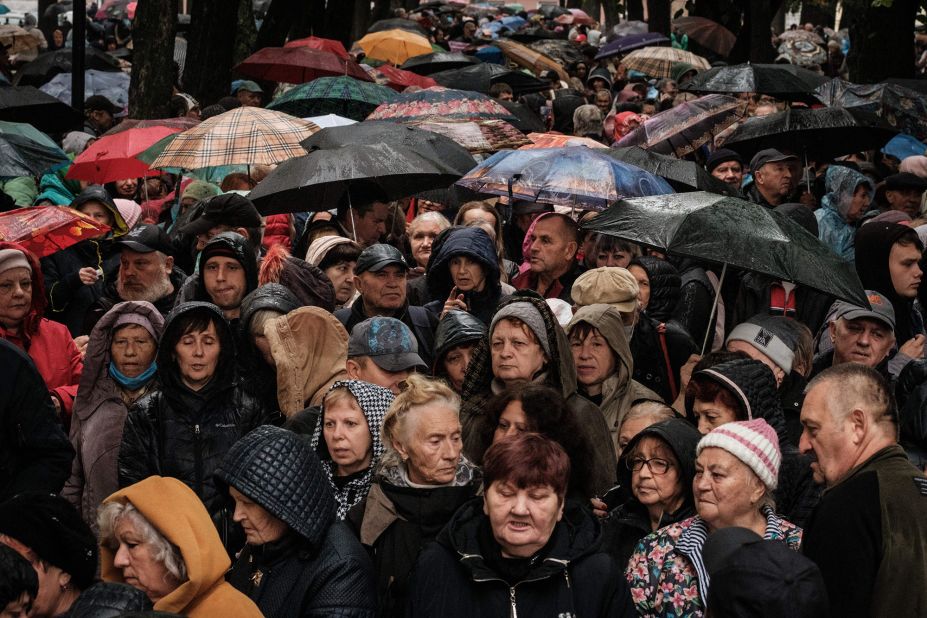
[67,126,183,184]
[284,36,350,60]
[622,46,711,78]
[0,206,110,258]
[149,107,319,171]
[267,76,397,121]
[357,29,433,65]
[495,39,569,82]
[367,86,517,122]
[411,119,530,153]
[234,47,372,84]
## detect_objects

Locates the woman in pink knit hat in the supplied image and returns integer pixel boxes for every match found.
[625,418,803,617]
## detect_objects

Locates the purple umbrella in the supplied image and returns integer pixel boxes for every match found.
[595,33,670,60]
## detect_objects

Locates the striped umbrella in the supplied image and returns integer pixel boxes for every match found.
[148,107,319,171]
[621,46,711,78]
[367,86,517,122]
[267,76,397,121]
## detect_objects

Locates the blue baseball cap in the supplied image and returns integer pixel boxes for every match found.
[348,317,426,372]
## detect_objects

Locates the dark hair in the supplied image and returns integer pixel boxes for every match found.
[686,374,747,420]
[0,544,37,609]
[489,83,513,97]
[540,213,579,244]
[318,241,362,270]
[484,433,571,499]
[895,228,925,251]
[162,310,222,353]
[594,235,640,258]
[616,102,643,114]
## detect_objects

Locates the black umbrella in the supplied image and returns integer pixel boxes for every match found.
[508,28,561,43]
[13,48,123,87]
[0,133,70,178]
[884,78,927,95]
[721,107,898,161]
[682,63,828,102]
[0,87,82,134]
[431,63,548,96]
[367,18,429,37]
[607,146,738,196]
[249,142,468,215]
[399,52,481,76]
[497,99,546,133]
[526,39,585,66]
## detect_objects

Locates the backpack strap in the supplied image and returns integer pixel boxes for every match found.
[656,323,678,401]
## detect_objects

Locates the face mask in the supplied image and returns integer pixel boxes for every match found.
[109,361,157,390]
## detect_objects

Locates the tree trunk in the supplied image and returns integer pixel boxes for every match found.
[351,0,371,45]
[128,0,177,119]
[38,0,57,39]
[846,0,915,82]
[185,0,239,106]
[729,0,778,64]
[648,0,671,36]
[255,0,302,49]
[233,0,257,65]
[324,0,356,49]
[627,0,644,21]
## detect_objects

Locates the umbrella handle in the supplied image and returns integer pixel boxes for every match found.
[700,262,727,356]
[347,189,357,243]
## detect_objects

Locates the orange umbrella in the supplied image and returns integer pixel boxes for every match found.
[494,39,568,82]
[356,29,432,65]
[522,132,608,149]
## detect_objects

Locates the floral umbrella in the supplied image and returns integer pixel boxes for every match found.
[367,86,517,122]
[0,206,110,258]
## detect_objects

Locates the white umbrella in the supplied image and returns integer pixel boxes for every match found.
[302,113,357,129]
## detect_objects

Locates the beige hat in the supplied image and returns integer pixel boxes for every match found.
[571,266,639,313]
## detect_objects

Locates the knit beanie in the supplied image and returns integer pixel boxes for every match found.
[697,419,781,490]
[571,266,639,312]
[0,248,31,275]
[114,199,142,229]
[726,314,797,373]
[305,235,356,267]
[112,309,159,340]
[490,301,551,356]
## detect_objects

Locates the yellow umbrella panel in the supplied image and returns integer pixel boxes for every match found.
[356,29,433,65]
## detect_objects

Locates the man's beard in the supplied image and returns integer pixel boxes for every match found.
[118,275,173,303]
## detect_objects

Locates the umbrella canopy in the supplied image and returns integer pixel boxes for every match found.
[613,20,649,37]
[399,51,481,76]
[234,47,371,84]
[13,48,123,87]
[508,28,560,43]
[882,134,927,161]
[682,63,828,102]
[67,126,183,184]
[776,39,826,68]
[367,64,438,91]
[495,39,569,82]
[616,94,747,157]
[303,114,357,128]
[40,70,130,112]
[267,76,396,121]
[0,25,42,56]
[815,79,927,140]
[149,107,320,171]
[0,119,59,150]
[497,100,546,133]
[523,133,608,149]
[0,206,110,258]
[607,146,738,195]
[0,133,69,178]
[525,39,585,66]
[621,46,711,78]
[672,16,736,57]
[721,107,898,160]
[367,18,429,36]
[103,117,200,135]
[778,29,824,44]
[284,36,350,60]
[554,8,594,25]
[595,33,670,60]
[583,191,868,307]
[412,118,530,153]
[356,29,433,65]
[249,142,466,215]
[430,63,548,96]
[0,86,81,133]
[456,146,674,211]
[367,86,518,122]
[96,0,132,19]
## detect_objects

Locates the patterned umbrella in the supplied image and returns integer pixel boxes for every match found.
[495,39,569,82]
[366,64,438,91]
[234,47,372,84]
[672,16,736,57]
[67,126,183,184]
[522,133,608,149]
[267,76,397,121]
[621,46,711,78]
[616,94,748,157]
[284,36,350,60]
[357,29,433,65]
[0,206,110,258]
[367,86,517,122]
[411,119,530,153]
[456,146,674,211]
[595,33,670,60]
[526,39,585,66]
[148,107,319,171]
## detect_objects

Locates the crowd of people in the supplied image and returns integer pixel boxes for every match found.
[1,2,927,618]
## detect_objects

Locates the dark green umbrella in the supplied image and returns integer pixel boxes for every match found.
[607,146,738,196]
[0,133,69,177]
[584,191,868,350]
[267,76,397,121]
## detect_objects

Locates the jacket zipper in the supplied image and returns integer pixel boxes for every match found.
[462,553,572,618]
[193,423,203,495]
[509,586,518,618]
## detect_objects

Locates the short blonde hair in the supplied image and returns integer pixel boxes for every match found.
[380,374,460,468]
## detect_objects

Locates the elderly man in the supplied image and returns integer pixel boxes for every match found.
[879,172,927,218]
[705,148,744,190]
[810,292,896,378]
[746,148,797,208]
[233,80,263,107]
[800,364,927,618]
[306,197,390,248]
[512,213,585,302]
[345,317,427,395]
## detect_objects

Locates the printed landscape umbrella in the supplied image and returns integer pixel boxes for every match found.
[357,29,433,65]
[616,94,747,157]
[367,86,517,122]
[399,51,481,76]
[607,146,738,196]
[234,47,372,84]
[621,46,711,78]
[430,63,548,96]
[0,133,69,178]
[815,78,927,140]
[595,32,670,60]
[284,36,350,60]
[0,86,81,133]
[13,47,122,87]
[525,39,585,66]
[411,118,530,153]
[456,146,674,211]
[522,133,607,149]
[683,63,828,102]
[0,206,110,258]
[40,70,130,111]
[672,16,736,56]
[366,64,438,91]
[67,126,184,184]
[267,76,396,121]
[495,39,569,82]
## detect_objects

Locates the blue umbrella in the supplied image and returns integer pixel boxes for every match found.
[882,133,926,161]
[456,146,674,211]
[474,45,505,65]
[596,32,670,60]
[501,15,527,29]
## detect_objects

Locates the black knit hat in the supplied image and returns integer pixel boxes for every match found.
[0,492,98,590]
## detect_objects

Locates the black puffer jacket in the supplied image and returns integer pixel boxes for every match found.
[407,499,635,617]
[118,302,279,548]
[66,582,152,617]
[668,257,716,347]
[238,284,300,410]
[635,256,681,323]
[217,426,377,618]
[895,359,927,469]
[687,358,821,528]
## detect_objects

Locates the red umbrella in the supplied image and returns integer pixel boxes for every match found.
[66,126,184,184]
[234,47,372,84]
[284,36,350,60]
[371,64,438,91]
[0,206,110,258]
[103,117,200,135]
[555,9,595,25]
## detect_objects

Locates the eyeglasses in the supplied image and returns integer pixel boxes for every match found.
[626,457,672,475]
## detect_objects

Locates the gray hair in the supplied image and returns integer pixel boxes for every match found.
[573,104,603,137]
[98,501,187,583]
[409,211,450,233]
[620,400,675,430]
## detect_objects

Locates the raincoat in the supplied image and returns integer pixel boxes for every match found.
[815,166,873,261]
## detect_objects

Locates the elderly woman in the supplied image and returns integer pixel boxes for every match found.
[432,310,486,393]
[213,425,377,617]
[815,165,873,261]
[407,211,450,271]
[0,242,83,420]
[64,301,163,533]
[408,434,635,617]
[305,236,362,309]
[99,476,262,617]
[118,302,277,549]
[348,374,481,617]
[626,419,802,617]
[460,294,617,495]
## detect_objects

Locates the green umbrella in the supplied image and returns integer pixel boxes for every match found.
[0,119,59,150]
[267,76,397,121]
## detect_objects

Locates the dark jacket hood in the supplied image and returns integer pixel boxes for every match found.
[426,226,501,302]
[434,309,487,370]
[158,301,236,396]
[71,184,129,237]
[617,418,701,503]
[259,244,335,312]
[855,221,920,342]
[551,94,585,135]
[195,231,259,302]
[239,283,300,337]
[635,256,681,323]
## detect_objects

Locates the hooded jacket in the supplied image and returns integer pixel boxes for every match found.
[118,302,278,547]
[433,309,487,374]
[551,93,585,135]
[82,265,187,336]
[173,231,260,313]
[567,304,661,453]
[407,498,635,618]
[0,242,83,417]
[64,301,164,533]
[258,243,335,312]
[816,166,872,262]
[266,306,350,415]
[100,476,263,617]
[687,358,820,527]
[42,242,122,337]
[636,256,681,323]
[460,293,618,495]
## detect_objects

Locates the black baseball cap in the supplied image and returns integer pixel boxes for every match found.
[749,148,797,173]
[354,243,409,275]
[117,223,174,254]
[179,193,263,235]
[85,95,121,114]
